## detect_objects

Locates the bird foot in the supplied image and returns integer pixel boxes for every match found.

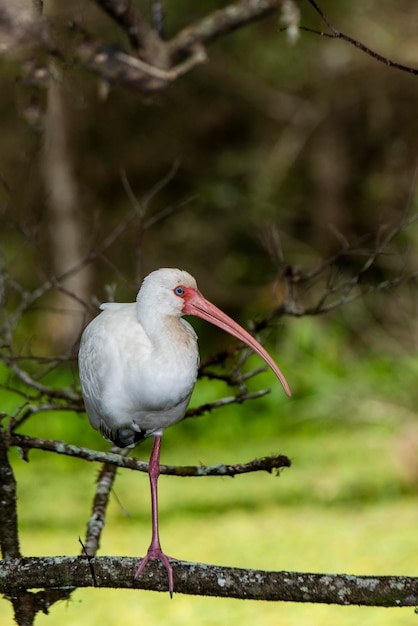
[134,547,177,597]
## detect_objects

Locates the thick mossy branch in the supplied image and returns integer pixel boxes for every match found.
[0,556,417,606]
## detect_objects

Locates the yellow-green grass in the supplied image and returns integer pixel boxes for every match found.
[1,316,418,624]
[1,424,417,626]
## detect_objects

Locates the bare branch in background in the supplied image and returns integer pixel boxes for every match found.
[4,0,416,97]
[256,211,418,330]
[298,0,418,76]
[92,0,155,52]
[167,0,283,59]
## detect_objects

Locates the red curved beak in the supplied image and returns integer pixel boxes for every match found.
[183,288,291,397]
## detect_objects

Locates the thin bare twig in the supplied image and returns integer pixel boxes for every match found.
[0,351,79,402]
[168,0,283,58]
[185,389,271,419]
[299,0,418,76]
[255,210,418,329]
[92,0,156,52]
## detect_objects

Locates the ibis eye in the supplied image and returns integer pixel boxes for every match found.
[174,286,185,296]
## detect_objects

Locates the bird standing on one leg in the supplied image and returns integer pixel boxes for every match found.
[78,268,291,596]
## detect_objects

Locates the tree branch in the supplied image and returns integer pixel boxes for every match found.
[0,431,21,561]
[184,388,271,418]
[9,434,291,477]
[0,428,74,624]
[92,0,157,52]
[1,556,417,606]
[300,0,418,76]
[255,212,418,329]
[167,0,283,59]
[83,457,122,557]
[0,352,79,402]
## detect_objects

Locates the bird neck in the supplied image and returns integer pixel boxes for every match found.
[137,303,186,348]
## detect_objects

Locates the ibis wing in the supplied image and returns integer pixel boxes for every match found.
[78,302,200,446]
[78,304,152,431]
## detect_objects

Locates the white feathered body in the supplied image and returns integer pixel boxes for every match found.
[78,270,199,447]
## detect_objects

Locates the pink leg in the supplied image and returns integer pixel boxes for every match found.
[134,435,175,596]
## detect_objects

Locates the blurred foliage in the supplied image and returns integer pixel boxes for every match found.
[1,1,417,320]
[0,0,417,435]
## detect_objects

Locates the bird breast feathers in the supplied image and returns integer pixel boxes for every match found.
[79,303,199,424]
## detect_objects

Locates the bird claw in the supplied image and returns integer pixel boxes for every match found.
[135,548,177,597]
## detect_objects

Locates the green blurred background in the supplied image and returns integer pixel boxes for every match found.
[1,1,418,624]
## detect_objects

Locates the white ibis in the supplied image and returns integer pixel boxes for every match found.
[78,268,291,596]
